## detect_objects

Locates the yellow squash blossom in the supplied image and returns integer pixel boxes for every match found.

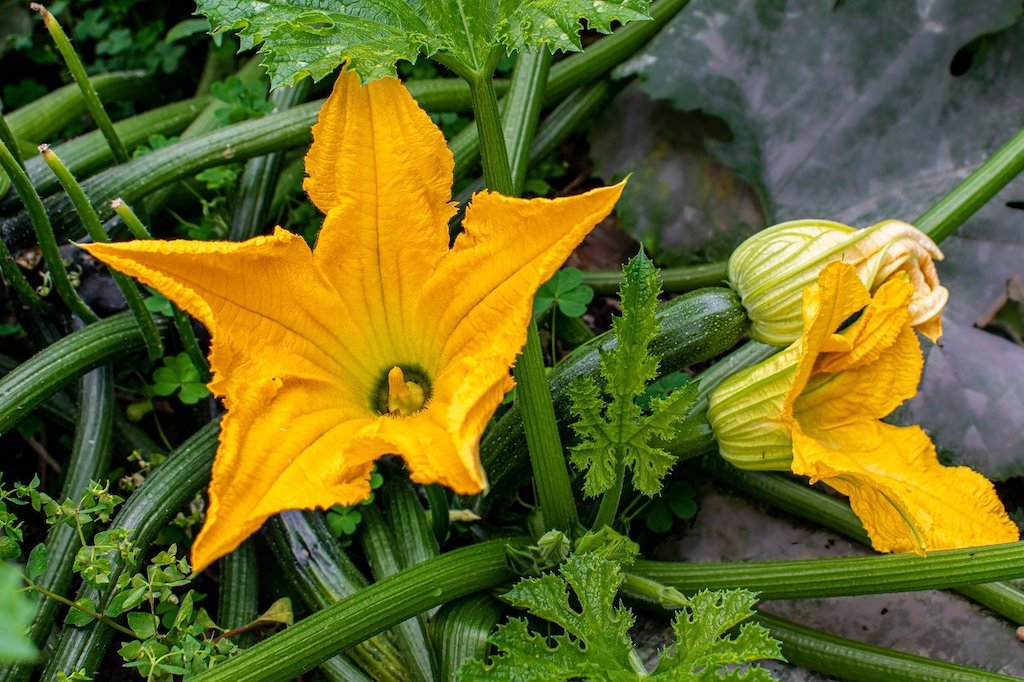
[85,71,625,571]
[709,261,1017,554]
[729,219,948,346]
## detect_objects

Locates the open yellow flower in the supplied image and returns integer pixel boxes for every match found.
[85,71,625,571]
[709,261,1017,553]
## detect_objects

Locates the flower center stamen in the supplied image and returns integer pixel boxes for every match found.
[385,366,427,416]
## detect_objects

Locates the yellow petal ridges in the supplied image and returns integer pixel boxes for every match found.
[85,72,624,571]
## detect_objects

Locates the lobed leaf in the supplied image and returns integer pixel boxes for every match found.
[196,0,651,85]
[460,553,781,679]
[568,251,695,497]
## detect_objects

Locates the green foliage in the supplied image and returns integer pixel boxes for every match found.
[534,267,594,318]
[210,76,274,125]
[151,353,211,405]
[0,563,36,663]
[132,134,179,159]
[196,0,651,85]
[0,475,238,678]
[641,480,698,534]
[325,467,384,539]
[568,251,696,498]
[459,552,781,680]
[143,289,175,318]
[114,547,239,680]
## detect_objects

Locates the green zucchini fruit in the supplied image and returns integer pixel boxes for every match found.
[477,286,749,512]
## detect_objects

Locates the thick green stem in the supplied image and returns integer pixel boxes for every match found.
[631,541,1024,599]
[592,457,625,530]
[467,57,578,530]
[193,539,527,682]
[0,99,24,173]
[0,134,85,318]
[11,98,205,203]
[262,512,410,681]
[700,457,1024,625]
[758,611,1019,681]
[41,148,162,359]
[33,4,130,164]
[217,540,259,635]
[359,506,435,682]
[467,74,515,194]
[5,71,150,149]
[0,311,162,435]
[584,261,730,294]
[432,595,505,681]
[916,123,1024,244]
[514,325,579,530]
[502,51,552,194]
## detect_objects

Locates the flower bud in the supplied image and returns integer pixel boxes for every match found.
[729,219,947,345]
[706,345,798,470]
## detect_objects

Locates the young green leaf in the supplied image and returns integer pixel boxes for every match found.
[196,0,651,86]
[459,553,639,679]
[26,543,47,582]
[459,553,782,680]
[568,251,697,498]
[533,267,594,318]
[654,590,783,679]
[152,353,211,405]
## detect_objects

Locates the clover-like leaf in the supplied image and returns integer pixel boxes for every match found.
[151,353,210,405]
[196,0,651,86]
[534,267,594,318]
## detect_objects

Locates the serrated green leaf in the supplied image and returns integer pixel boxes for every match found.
[568,251,697,497]
[458,554,638,679]
[196,0,650,86]
[460,554,780,680]
[499,0,650,55]
[655,589,783,679]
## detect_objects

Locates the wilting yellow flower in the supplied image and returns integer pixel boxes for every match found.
[729,219,948,345]
[85,71,624,571]
[709,261,1017,554]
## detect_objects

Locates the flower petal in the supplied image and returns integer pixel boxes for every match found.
[82,229,370,399]
[796,323,922,426]
[785,261,871,411]
[348,410,484,495]
[305,70,455,348]
[421,183,626,367]
[791,420,1019,553]
[84,231,384,571]
[814,276,914,375]
[193,376,376,571]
